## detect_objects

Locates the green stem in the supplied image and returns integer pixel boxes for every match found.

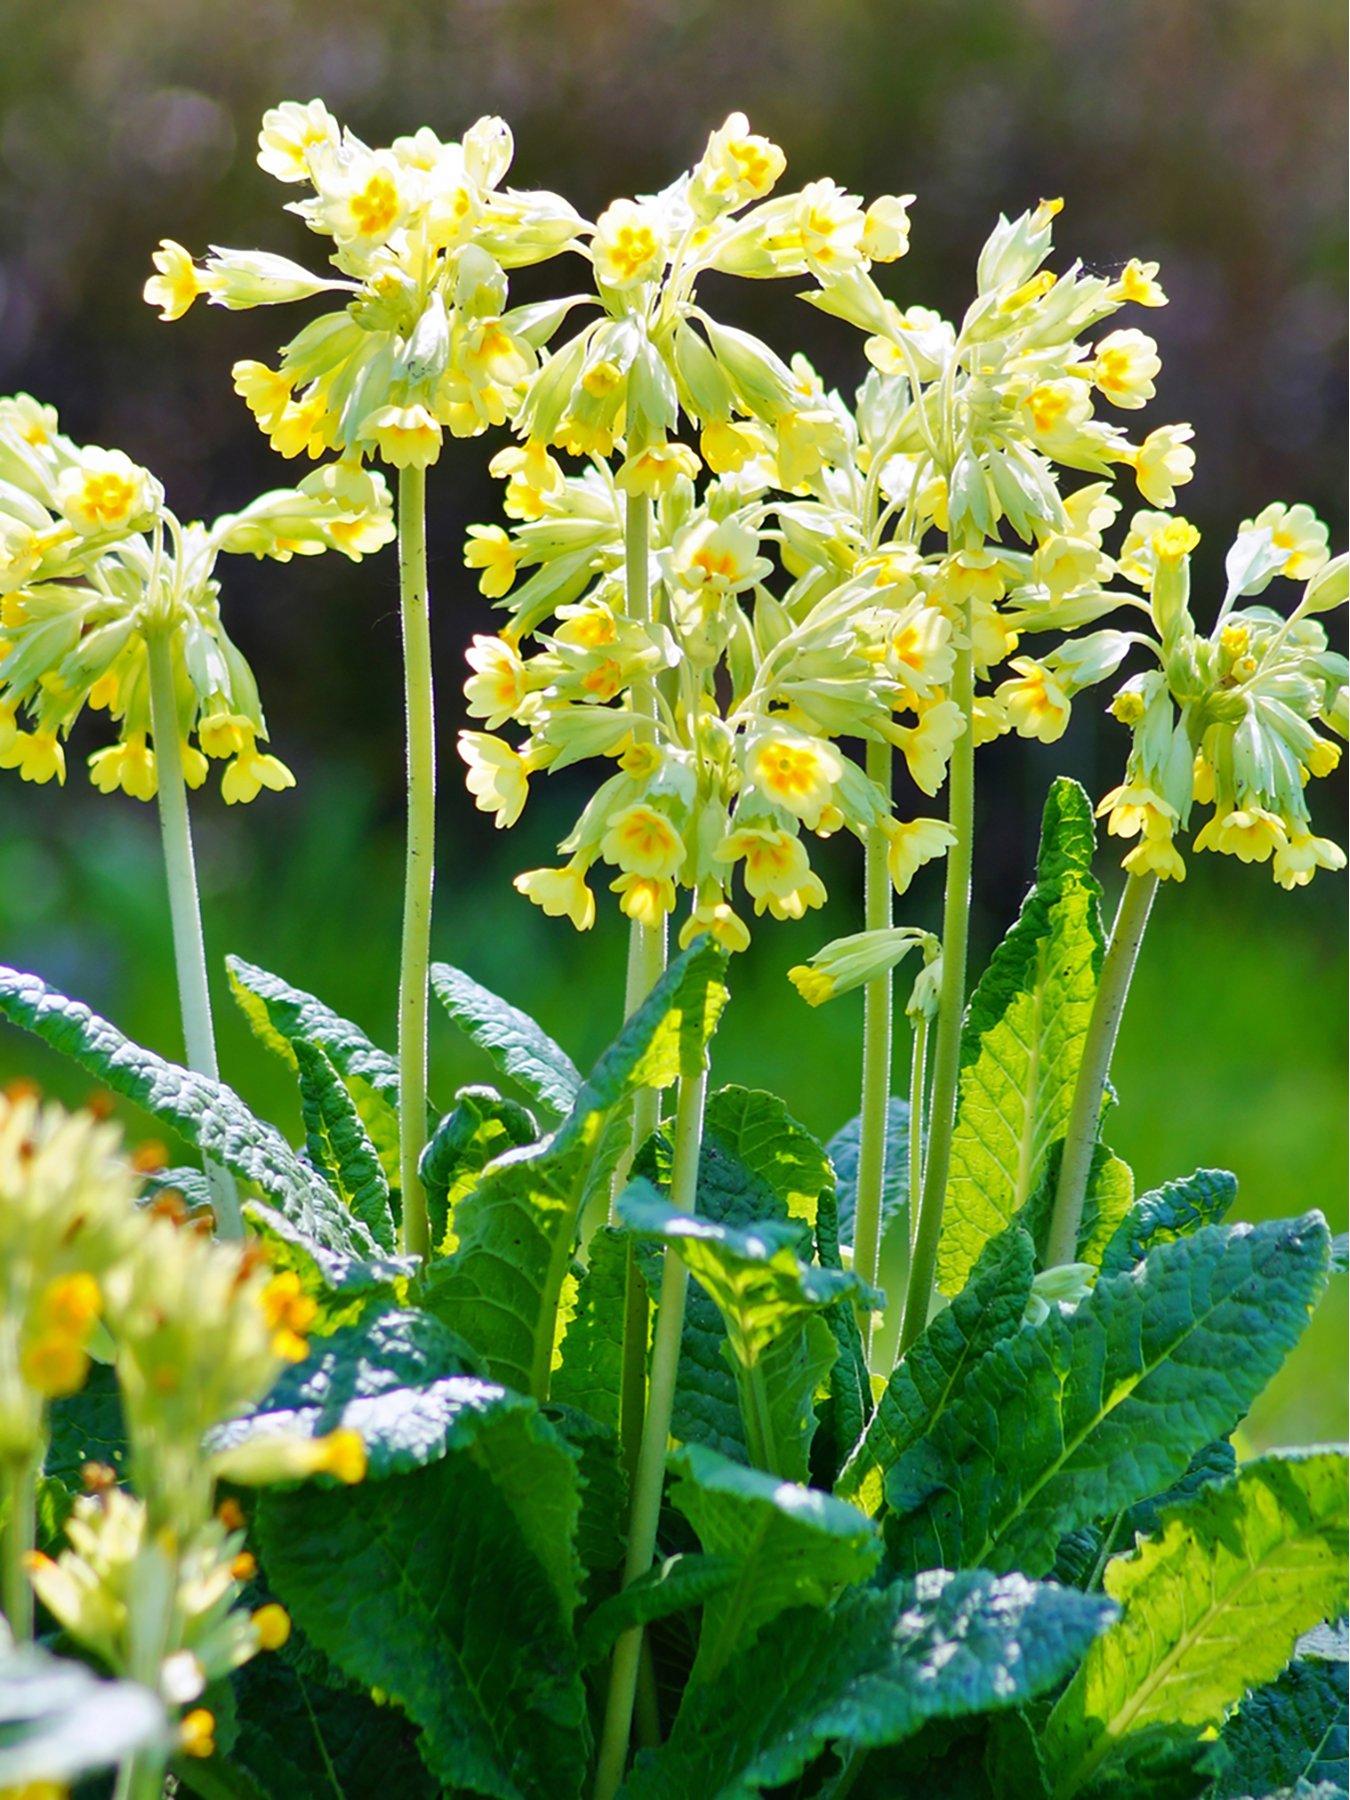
[113,1753,166,1800]
[594,1068,707,1800]
[145,628,240,1237]
[1044,872,1157,1267]
[897,608,975,1356]
[907,1009,928,1261]
[737,1358,778,1475]
[852,738,894,1357]
[396,464,435,1261]
[2,1451,36,1641]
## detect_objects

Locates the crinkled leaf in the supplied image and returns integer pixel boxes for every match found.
[623,1571,1115,1799]
[702,1086,835,1233]
[45,1359,126,1486]
[547,1403,628,1591]
[886,1216,1331,1577]
[812,1186,872,1490]
[421,1085,538,1254]
[1099,1168,1238,1276]
[294,1040,394,1251]
[0,965,406,1295]
[838,1226,1035,1515]
[1213,1655,1349,1799]
[423,941,728,1402]
[0,1640,165,1786]
[669,1443,880,1683]
[577,1553,739,1667]
[552,1225,633,1435]
[1043,1450,1350,1800]
[828,1096,910,1250]
[430,963,582,1120]
[939,778,1104,1295]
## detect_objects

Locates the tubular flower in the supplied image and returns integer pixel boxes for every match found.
[0,399,389,802]
[148,105,583,465]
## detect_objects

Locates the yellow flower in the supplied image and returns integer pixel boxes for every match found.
[610,871,677,926]
[787,964,835,1006]
[892,699,965,795]
[793,178,867,278]
[144,239,217,321]
[361,403,442,469]
[88,734,157,802]
[748,733,842,828]
[39,1273,101,1335]
[1303,737,1341,780]
[232,360,294,433]
[1123,833,1186,881]
[691,114,787,213]
[464,635,527,726]
[1151,518,1200,562]
[1194,806,1287,864]
[997,658,1072,744]
[56,450,153,536]
[257,98,341,182]
[715,826,826,920]
[615,442,701,498]
[252,1604,292,1651]
[1091,329,1160,408]
[1022,381,1092,444]
[678,899,751,954]
[459,732,529,828]
[774,407,840,488]
[464,525,519,600]
[20,1331,89,1399]
[514,864,596,931]
[221,745,296,805]
[700,418,767,474]
[672,517,767,597]
[885,817,957,895]
[600,804,686,879]
[268,393,333,460]
[180,1709,218,1759]
[1096,783,1178,841]
[489,441,563,520]
[1130,424,1196,508]
[592,199,666,289]
[1272,828,1347,890]
[1110,258,1167,308]
[860,194,914,262]
[1242,502,1330,582]
[314,1427,368,1484]
[198,711,254,759]
[0,729,66,785]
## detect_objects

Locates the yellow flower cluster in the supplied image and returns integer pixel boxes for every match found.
[1099,508,1346,885]
[149,102,583,467]
[0,397,391,801]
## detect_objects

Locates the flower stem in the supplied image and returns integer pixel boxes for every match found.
[595,1067,707,1800]
[852,738,894,1357]
[907,1009,929,1260]
[897,609,974,1356]
[145,628,241,1237]
[1,1451,36,1642]
[1044,871,1157,1267]
[396,464,435,1261]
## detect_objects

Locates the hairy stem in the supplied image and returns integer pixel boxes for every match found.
[852,738,894,1358]
[396,464,435,1261]
[907,1009,929,1260]
[897,608,974,1356]
[145,627,240,1237]
[595,1068,707,1800]
[1,1451,36,1642]
[1044,872,1157,1266]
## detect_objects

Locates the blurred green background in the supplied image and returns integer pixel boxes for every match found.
[0,0,1344,1446]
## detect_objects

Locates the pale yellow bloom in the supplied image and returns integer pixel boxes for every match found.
[1130,424,1195,508]
[1194,806,1287,864]
[610,871,677,926]
[0,729,65,785]
[600,804,686,879]
[464,634,527,726]
[1123,833,1186,881]
[459,732,529,828]
[56,450,153,536]
[361,403,442,469]
[1241,503,1330,582]
[1109,258,1167,308]
[1097,782,1178,841]
[514,863,596,930]
[1091,329,1160,408]
[748,733,842,828]
[221,744,296,805]
[592,199,666,289]
[678,899,751,954]
[715,826,826,920]
[700,417,768,474]
[464,525,519,599]
[893,699,965,795]
[615,442,700,498]
[88,734,157,802]
[1272,828,1346,889]
[691,114,787,213]
[144,239,217,321]
[257,99,341,182]
[885,817,957,894]
[998,658,1072,744]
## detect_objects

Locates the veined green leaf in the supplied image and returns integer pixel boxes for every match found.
[837,1226,1035,1515]
[668,1443,880,1683]
[577,1552,739,1667]
[701,1086,835,1233]
[1212,1652,1348,1799]
[1042,1450,1350,1800]
[828,1096,910,1250]
[552,1224,633,1435]
[430,963,582,1120]
[294,1040,394,1251]
[0,1640,165,1788]
[0,965,406,1295]
[886,1215,1331,1577]
[812,1185,871,1490]
[1099,1168,1238,1276]
[939,778,1104,1295]
[423,941,728,1402]
[421,1085,538,1253]
[226,955,403,1180]
[623,1571,1115,1799]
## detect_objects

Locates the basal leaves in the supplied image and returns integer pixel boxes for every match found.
[293,1039,395,1251]
[421,1084,538,1253]
[1098,1168,1238,1276]
[430,963,583,1121]
[1212,1652,1348,1799]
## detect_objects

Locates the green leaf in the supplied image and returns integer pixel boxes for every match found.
[577,1552,740,1667]
[939,778,1104,1295]
[423,940,728,1401]
[258,1423,589,1800]
[430,963,583,1120]
[668,1443,880,1683]
[812,1185,871,1490]
[0,1639,165,1786]
[1042,1450,1350,1800]
[1212,1654,1348,1799]
[0,965,406,1295]
[547,1403,628,1590]
[227,955,403,1179]
[701,1086,836,1233]
[552,1225,633,1435]
[886,1215,1331,1577]
[45,1359,127,1486]
[837,1225,1035,1515]
[294,1040,395,1251]
[828,1096,910,1250]
[421,1085,538,1253]
[622,1571,1116,1799]
[1098,1169,1238,1276]
[619,1181,876,1480]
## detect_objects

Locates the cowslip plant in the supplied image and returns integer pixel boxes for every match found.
[0,103,1344,1800]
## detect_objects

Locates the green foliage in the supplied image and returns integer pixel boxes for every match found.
[421,1084,538,1252]
[552,1224,632,1434]
[1212,1651,1348,1799]
[577,1553,739,1667]
[430,962,583,1120]
[0,1637,164,1787]
[1041,1450,1349,1799]
[1099,1168,1238,1275]
[939,778,1105,1295]
[293,1039,395,1251]
[622,1571,1116,1798]
[886,1216,1331,1576]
